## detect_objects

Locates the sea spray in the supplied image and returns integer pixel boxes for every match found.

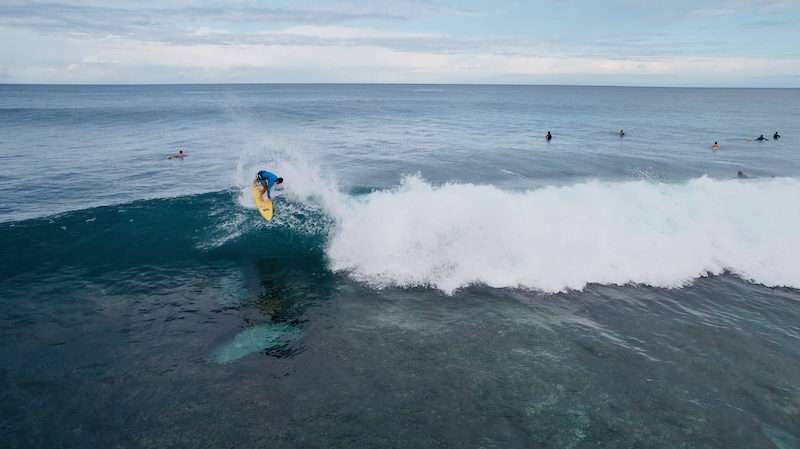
[234,139,344,216]
[326,175,800,294]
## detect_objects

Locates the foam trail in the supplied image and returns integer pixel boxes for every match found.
[327,175,800,294]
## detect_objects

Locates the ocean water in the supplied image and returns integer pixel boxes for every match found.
[1,84,800,448]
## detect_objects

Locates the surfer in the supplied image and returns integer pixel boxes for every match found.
[256,171,283,201]
[712,142,719,150]
[755,135,768,141]
[774,132,780,139]
[546,131,552,141]
[737,171,749,179]
[619,130,625,136]
[167,151,185,159]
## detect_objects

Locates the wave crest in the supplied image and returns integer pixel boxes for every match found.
[327,175,800,294]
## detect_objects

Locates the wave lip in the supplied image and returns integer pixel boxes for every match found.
[327,176,800,294]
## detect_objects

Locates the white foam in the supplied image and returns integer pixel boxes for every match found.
[233,138,344,216]
[197,210,249,250]
[326,175,800,294]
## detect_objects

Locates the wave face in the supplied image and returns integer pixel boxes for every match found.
[326,175,800,293]
[0,190,330,284]
[4,175,799,295]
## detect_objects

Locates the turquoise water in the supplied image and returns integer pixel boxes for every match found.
[1,85,800,447]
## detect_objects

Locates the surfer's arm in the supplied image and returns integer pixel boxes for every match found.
[266,180,276,199]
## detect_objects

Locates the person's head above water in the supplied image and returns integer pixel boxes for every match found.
[276,178,283,184]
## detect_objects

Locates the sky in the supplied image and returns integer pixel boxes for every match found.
[1,0,799,86]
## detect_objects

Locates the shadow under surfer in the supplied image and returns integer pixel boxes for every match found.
[167,151,185,159]
[256,171,283,202]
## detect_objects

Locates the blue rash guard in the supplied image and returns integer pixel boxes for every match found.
[257,171,279,198]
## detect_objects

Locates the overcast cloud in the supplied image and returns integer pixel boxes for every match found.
[1,0,798,86]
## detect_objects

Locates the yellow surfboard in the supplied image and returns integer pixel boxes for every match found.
[252,181,273,221]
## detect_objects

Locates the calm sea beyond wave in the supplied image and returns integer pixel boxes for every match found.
[2,84,800,448]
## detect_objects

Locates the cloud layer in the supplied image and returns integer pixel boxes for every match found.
[1,0,798,86]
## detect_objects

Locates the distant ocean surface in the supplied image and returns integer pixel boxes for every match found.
[2,84,800,448]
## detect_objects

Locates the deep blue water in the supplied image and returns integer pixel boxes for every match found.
[2,84,800,448]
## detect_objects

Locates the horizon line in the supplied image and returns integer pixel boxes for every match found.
[1,82,798,89]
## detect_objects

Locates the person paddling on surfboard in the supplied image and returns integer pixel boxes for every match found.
[167,151,185,159]
[256,171,283,202]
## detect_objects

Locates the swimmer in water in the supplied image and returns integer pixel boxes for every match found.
[712,142,719,150]
[546,131,552,141]
[774,132,780,139]
[619,130,624,136]
[755,135,768,141]
[167,151,185,159]
[737,171,749,179]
